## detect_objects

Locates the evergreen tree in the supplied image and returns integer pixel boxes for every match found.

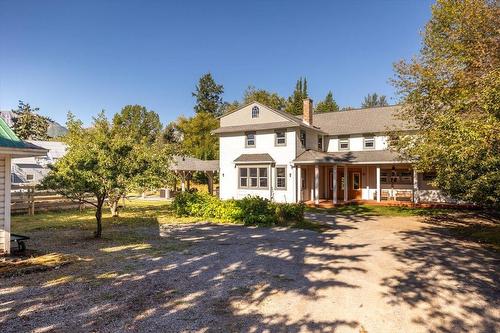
[361,93,389,108]
[315,91,339,113]
[192,73,224,117]
[286,77,309,115]
[12,101,50,140]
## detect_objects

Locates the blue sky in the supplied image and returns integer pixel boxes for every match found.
[0,0,433,125]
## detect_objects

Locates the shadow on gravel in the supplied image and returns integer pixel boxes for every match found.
[381,222,500,333]
[1,222,368,332]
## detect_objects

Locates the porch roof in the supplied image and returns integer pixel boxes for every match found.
[234,153,275,164]
[292,149,407,165]
[171,155,219,172]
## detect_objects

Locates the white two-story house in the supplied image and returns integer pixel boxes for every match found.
[214,99,451,205]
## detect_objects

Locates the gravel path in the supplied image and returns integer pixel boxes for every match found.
[1,213,499,332]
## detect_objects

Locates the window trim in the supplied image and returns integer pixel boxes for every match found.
[238,165,270,190]
[275,166,287,190]
[275,130,287,147]
[245,131,256,148]
[318,135,323,151]
[338,137,349,151]
[363,136,375,150]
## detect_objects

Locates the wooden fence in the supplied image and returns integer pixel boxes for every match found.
[11,185,89,215]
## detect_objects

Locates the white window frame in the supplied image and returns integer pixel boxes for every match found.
[339,137,349,151]
[275,166,287,190]
[245,131,256,148]
[251,106,259,118]
[238,166,269,189]
[363,136,375,150]
[275,130,286,146]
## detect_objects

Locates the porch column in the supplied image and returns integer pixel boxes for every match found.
[343,165,348,202]
[314,164,320,205]
[376,166,381,202]
[180,171,186,192]
[297,166,302,202]
[413,169,419,204]
[332,165,337,204]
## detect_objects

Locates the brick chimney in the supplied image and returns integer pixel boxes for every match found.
[303,98,313,125]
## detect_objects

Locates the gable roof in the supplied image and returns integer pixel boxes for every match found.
[171,155,219,172]
[0,118,48,157]
[218,101,325,134]
[297,105,414,136]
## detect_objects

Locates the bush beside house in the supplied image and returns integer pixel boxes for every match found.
[172,192,304,226]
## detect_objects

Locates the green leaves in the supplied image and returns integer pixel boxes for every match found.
[315,91,339,113]
[192,73,224,117]
[392,0,500,208]
[361,93,389,108]
[12,101,50,140]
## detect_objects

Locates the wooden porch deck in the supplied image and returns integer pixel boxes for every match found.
[304,199,474,209]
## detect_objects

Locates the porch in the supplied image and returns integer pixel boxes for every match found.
[296,163,419,205]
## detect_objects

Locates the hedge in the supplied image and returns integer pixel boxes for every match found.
[172,192,304,226]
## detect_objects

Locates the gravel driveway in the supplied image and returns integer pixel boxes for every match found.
[1,212,499,332]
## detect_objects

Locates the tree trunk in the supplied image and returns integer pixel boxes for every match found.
[95,200,104,238]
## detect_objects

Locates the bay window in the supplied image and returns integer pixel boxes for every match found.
[239,166,269,189]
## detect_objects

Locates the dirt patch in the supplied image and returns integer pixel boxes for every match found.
[0,252,79,278]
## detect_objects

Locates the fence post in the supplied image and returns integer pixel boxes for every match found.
[29,186,35,216]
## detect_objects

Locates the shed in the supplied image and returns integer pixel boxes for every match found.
[0,119,47,254]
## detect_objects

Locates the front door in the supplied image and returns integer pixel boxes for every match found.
[350,171,362,200]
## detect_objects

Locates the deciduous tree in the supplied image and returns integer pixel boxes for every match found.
[391,0,500,208]
[175,112,219,160]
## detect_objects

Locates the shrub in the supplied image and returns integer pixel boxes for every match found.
[172,192,241,221]
[172,193,304,226]
[272,202,305,226]
[237,196,276,225]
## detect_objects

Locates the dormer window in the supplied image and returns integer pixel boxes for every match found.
[251,106,259,118]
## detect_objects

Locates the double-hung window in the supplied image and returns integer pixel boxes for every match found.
[300,130,306,148]
[339,137,349,150]
[363,136,375,149]
[276,167,286,189]
[275,131,286,146]
[245,132,256,147]
[239,167,268,189]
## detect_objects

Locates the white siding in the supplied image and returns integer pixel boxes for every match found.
[219,129,297,203]
[326,134,389,152]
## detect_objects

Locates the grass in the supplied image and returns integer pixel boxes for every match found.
[306,204,462,218]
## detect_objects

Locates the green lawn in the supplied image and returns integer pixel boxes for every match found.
[305,204,462,217]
